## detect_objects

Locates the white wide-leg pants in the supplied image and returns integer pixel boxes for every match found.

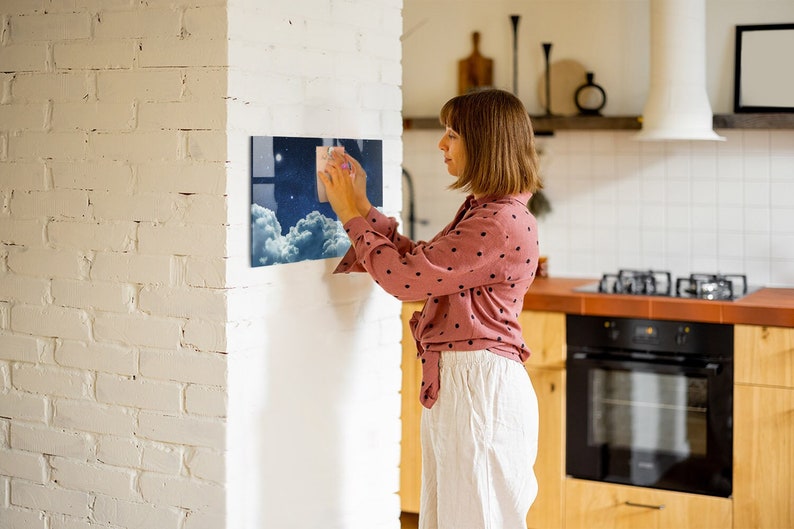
[419,349,539,529]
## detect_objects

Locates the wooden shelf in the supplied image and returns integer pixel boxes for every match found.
[531,115,641,133]
[403,113,794,134]
[402,115,641,134]
[713,112,794,129]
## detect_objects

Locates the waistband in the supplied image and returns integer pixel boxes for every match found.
[439,349,497,367]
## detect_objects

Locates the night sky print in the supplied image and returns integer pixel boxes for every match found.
[250,136,383,267]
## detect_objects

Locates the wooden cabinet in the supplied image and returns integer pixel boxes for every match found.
[524,367,565,528]
[518,309,566,369]
[564,478,732,529]
[733,325,794,529]
[520,310,566,529]
[399,306,567,528]
[400,301,424,513]
[734,324,794,387]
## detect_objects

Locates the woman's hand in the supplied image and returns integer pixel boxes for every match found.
[345,154,372,217]
[318,150,363,225]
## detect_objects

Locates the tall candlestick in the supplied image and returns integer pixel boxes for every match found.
[542,42,553,116]
[510,15,520,95]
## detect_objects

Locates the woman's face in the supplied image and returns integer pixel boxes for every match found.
[438,126,466,177]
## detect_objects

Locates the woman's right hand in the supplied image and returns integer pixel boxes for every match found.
[318,151,360,225]
[344,154,372,217]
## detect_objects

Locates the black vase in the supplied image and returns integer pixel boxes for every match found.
[574,72,607,116]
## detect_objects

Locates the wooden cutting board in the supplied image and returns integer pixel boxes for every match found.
[458,32,493,95]
[537,59,587,116]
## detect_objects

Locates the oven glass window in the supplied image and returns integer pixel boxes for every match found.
[590,369,708,456]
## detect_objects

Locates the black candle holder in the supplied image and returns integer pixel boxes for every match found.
[542,43,554,116]
[510,15,520,95]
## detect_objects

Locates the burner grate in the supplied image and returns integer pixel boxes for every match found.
[676,273,748,301]
[589,270,752,301]
[599,269,673,296]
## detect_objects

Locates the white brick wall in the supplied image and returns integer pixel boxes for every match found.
[225,0,403,528]
[2,1,404,528]
[0,1,231,527]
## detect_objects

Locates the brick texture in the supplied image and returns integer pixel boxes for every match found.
[0,1,232,525]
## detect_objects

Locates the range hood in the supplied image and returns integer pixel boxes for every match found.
[635,0,725,141]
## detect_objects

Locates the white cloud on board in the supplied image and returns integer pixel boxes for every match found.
[251,204,350,266]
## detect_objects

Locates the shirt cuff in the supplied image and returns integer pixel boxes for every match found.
[364,206,390,227]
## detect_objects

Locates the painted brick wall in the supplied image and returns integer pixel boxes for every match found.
[0,1,229,528]
[224,1,404,528]
[1,1,403,528]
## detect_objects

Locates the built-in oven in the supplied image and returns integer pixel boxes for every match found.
[566,314,734,498]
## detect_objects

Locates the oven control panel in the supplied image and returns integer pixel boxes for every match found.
[568,315,733,358]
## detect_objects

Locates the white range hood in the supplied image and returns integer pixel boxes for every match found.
[635,0,725,141]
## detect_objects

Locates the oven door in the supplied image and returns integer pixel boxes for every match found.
[566,351,733,497]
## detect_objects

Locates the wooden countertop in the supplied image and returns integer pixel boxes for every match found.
[522,277,794,328]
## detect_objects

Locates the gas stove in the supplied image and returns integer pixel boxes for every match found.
[576,269,759,301]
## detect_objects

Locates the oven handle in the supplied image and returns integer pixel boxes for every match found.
[570,352,726,374]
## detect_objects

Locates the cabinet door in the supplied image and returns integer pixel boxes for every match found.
[521,310,566,528]
[525,367,565,529]
[734,384,794,529]
[400,302,424,512]
[519,310,566,368]
[564,478,732,529]
[735,325,794,388]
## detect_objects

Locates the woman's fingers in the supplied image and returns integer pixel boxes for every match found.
[345,154,366,178]
[327,150,352,174]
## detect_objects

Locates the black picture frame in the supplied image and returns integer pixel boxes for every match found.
[734,23,794,113]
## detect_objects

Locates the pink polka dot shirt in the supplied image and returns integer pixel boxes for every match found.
[334,193,539,408]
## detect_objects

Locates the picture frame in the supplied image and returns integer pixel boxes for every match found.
[734,23,794,113]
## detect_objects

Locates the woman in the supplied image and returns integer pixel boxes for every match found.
[319,89,542,529]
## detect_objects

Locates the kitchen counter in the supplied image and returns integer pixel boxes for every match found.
[522,277,794,327]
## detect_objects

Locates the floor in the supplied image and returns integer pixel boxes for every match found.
[401,512,419,529]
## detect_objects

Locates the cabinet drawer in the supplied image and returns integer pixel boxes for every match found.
[735,325,794,388]
[564,478,732,529]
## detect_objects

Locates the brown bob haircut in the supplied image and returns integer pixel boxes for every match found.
[439,89,542,197]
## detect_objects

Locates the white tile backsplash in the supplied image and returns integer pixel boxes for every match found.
[717,154,745,180]
[403,128,794,287]
[744,207,771,233]
[744,181,770,207]
[771,133,794,151]
[743,130,771,153]
[771,180,794,209]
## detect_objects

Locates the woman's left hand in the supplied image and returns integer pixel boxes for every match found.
[318,151,362,225]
